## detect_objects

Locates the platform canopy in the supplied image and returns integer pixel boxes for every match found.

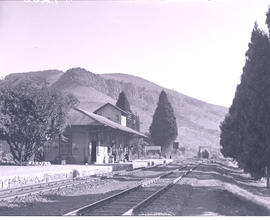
[68,107,147,138]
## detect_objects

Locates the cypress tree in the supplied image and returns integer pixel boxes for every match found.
[116,91,131,113]
[220,22,270,182]
[149,90,178,156]
[266,6,270,33]
[135,114,140,131]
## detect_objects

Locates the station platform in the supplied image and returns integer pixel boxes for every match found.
[0,159,173,190]
[91,162,132,171]
[132,158,173,169]
[0,164,112,190]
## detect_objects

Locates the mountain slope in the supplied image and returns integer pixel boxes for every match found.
[5,67,228,156]
[101,72,228,155]
[5,69,64,85]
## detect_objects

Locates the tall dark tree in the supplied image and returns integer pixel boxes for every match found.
[266,6,270,33]
[116,91,131,113]
[127,113,140,131]
[134,114,140,131]
[116,91,141,131]
[0,79,77,165]
[149,90,178,156]
[220,22,270,183]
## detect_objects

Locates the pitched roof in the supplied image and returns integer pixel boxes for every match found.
[68,108,99,126]
[73,107,147,138]
[93,102,130,115]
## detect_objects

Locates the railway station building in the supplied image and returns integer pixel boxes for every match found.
[44,103,147,164]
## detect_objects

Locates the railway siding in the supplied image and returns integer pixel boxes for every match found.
[66,163,198,216]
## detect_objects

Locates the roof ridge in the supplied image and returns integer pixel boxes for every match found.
[93,102,131,115]
[73,107,147,138]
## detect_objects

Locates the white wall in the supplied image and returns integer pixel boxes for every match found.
[121,115,127,126]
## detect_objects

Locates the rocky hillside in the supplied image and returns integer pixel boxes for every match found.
[4,67,228,156]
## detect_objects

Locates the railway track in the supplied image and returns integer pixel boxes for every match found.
[64,162,200,216]
[0,163,169,201]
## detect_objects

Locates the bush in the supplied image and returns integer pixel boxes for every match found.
[34,148,45,162]
[201,150,210,159]
[50,155,61,164]
[0,151,15,165]
[72,169,80,178]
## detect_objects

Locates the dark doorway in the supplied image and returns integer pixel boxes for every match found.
[91,141,97,163]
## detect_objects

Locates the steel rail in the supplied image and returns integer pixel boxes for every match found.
[123,164,200,216]
[63,163,191,216]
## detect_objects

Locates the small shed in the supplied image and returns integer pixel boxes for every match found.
[144,146,162,159]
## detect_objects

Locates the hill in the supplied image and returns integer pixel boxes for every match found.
[5,69,64,85]
[4,67,228,156]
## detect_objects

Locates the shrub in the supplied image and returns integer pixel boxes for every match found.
[201,150,210,159]
[0,151,15,165]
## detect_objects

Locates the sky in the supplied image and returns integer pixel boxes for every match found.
[0,0,270,107]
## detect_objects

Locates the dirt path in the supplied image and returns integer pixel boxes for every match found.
[178,162,270,216]
[179,186,268,216]
[139,161,270,216]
